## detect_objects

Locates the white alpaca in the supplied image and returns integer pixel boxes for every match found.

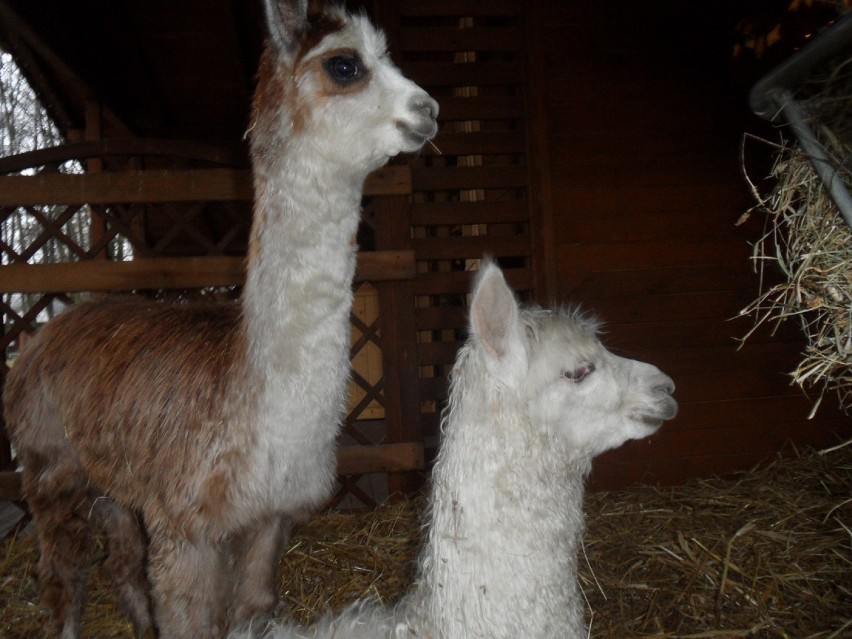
[2,1,438,637]
[238,260,678,639]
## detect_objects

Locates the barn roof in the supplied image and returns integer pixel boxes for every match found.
[0,0,267,142]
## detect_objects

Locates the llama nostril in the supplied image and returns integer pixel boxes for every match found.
[402,94,439,142]
[661,382,675,395]
[411,94,439,120]
[655,376,675,396]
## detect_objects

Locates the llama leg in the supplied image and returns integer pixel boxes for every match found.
[24,457,91,639]
[229,513,293,631]
[92,500,155,639]
[147,528,227,639]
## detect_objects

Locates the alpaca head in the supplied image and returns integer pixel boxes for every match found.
[468,260,678,460]
[252,0,438,173]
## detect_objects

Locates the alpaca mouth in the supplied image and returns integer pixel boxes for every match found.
[396,118,438,146]
[638,415,664,432]
[635,396,678,430]
[659,396,678,421]
[644,397,678,424]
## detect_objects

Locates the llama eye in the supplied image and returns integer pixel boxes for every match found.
[561,364,595,383]
[324,55,363,86]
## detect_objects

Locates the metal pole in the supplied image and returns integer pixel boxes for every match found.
[749,14,852,230]
[750,14,852,118]
[777,89,852,229]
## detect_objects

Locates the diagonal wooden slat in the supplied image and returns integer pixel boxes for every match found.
[17,204,88,262]
[345,373,385,428]
[85,205,151,257]
[151,202,217,255]
[0,293,65,350]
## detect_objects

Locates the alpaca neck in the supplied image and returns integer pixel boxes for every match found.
[405,368,591,638]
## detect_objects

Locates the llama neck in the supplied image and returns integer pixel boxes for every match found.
[235,143,367,512]
[405,363,591,638]
[242,149,365,380]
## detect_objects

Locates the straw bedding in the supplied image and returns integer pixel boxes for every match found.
[740,55,852,415]
[1,443,849,638]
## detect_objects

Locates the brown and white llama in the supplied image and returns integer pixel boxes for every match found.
[234,260,678,639]
[2,1,438,637]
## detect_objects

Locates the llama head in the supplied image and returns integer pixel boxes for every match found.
[252,0,439,173]
[469,260,678,460]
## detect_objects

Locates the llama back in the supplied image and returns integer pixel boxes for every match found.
[4,298,256,528]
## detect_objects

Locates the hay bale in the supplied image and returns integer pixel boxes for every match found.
[2,444,850,637]
[740,55,852,415]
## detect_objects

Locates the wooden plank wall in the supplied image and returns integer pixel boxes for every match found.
[530,0,850,488]
[375,0,539,448]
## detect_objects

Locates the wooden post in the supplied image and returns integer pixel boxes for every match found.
[374,194,423,498]
[0,374,12,473]
[84,100,108,260]
[525,0,556,304]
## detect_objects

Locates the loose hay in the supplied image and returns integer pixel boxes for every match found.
[740,55,852,415]
[1,444,850,638]
[581,443,851,638]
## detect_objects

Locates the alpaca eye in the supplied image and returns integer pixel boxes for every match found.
[324,55,363,86]
[561,364,595,383]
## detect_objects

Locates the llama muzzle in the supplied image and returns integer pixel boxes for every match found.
[397,93,439,144]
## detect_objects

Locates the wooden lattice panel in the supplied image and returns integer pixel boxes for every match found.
[348,283,384,422]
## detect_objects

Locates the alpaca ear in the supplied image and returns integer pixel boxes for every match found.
[263,0,308,56]
[470,260,527,374]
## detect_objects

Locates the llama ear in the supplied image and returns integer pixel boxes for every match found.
[470,260,526,372]
[263,0,308,56]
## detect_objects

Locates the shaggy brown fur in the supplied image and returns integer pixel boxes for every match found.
[4,299,283,637]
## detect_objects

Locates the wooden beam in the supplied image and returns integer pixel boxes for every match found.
[0,165,411,206]
[0,251,415,293]
[0,169,250,205]
[364,164,413,197]
[0,442,423,501]
[0,139,248,174]
[353,250,416,283]
[337,442,425,476]
[0,256,245,293]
